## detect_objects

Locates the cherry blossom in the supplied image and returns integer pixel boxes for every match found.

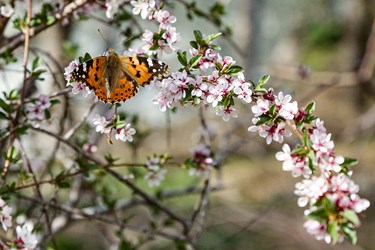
[131,0,155,19]
[216,105,238,121]
[115,123,136,142]
[303,219,333,244]
[0,4,14,17]
[251,99,270,117]
[154,10,176,28]
[14,223,38,250]
[144,169,167,187]
[0,198,12,231]
[92,115,111,134]
[105,0,119,19]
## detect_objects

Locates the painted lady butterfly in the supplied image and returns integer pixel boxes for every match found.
[71,49,169,103]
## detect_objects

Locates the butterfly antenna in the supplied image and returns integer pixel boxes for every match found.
[97,29,110,50]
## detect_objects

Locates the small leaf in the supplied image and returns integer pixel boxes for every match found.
[177,51,187,66]
[194,30,203,43]
[50,99,61,105]
[258,75,270,86]
[0,111,7,120]
[305,102,315,114]
[269,104,277,116]
[306,208,327,222]
[302,130,310,147]
[341,157,358,168]
[0,98,13,113]
[205,32,222,44]
[57,182,71,188]
[209,44,221,50]
[327,221,339,245]
[32,57,42,71]
[226,65,243,75]
[255,115,271,126]
[341,223,357,245]
[8,89,19,100]
[189,54,202,68]
[342,210,360,226]
[190,40,199,49]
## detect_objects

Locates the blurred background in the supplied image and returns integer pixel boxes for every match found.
[1,0,375,249]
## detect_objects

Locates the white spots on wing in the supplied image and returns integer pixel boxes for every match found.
[158,60,162,65]
[147,58,153,67]
[82,62,87,72]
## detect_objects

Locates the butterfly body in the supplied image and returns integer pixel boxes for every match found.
[71,49,169,103]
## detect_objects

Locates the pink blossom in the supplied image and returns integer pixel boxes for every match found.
[295,176,329,207]
[0,4,14,17]
[279,101,298,120]
[92,115,111,134]
[190,77,208,97]
[14,223,38,250]
[25,104,45,121]
[303,219,332,244]
[216,105,238,121]
[105,0,119,19]
[251,99,270,117]
[232,72,252,103]
[35,95,51,110]
[154,10,176,28]
[131,0,155,19]
[0,198,12,231]
[115,123,136,142]
[144,169,167,187]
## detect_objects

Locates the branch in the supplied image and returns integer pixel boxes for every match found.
[0,0,89,55]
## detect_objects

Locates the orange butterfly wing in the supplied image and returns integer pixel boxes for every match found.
[107,73,139,103]
[120,56,170,86]
[71,52,169,103]
[71,56,108,102]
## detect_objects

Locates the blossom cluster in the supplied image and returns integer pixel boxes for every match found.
[0,198,38,249]
[0,3,14,17]
[64,59,92,98]
[25,94,51,122]
[186,144,215,177]
[152,45,251,121]
[144,155,167,187]
[92,114,136,143]
[128,0,180,57]
[247,88,369,243]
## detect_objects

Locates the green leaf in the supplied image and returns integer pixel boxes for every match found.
[327,221,339,245]
[8,89,19,100]
[341,223,357,245]
[50,99,61,105]
[177,51,187,66]
[0,98,13,113]
[269,104,277,116]
[119,239,136,250]
[306,208,327,222]
[205,32,222,44]
[302,130,310,147]
[32,57,42,71]
[255,115,271,126]
[0,111,7,120]
[342,210,360,226]
[226,65,243,75]
[258,75,270,86]
[57,182,71,188]
[190,40,199,49]
[189,54,202,68]
[209,44,221,51]
[193,30,203,43]
[305,102,315,114]
[341,157,358,168]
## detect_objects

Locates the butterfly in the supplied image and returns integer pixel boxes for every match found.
[71,49,170,103]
